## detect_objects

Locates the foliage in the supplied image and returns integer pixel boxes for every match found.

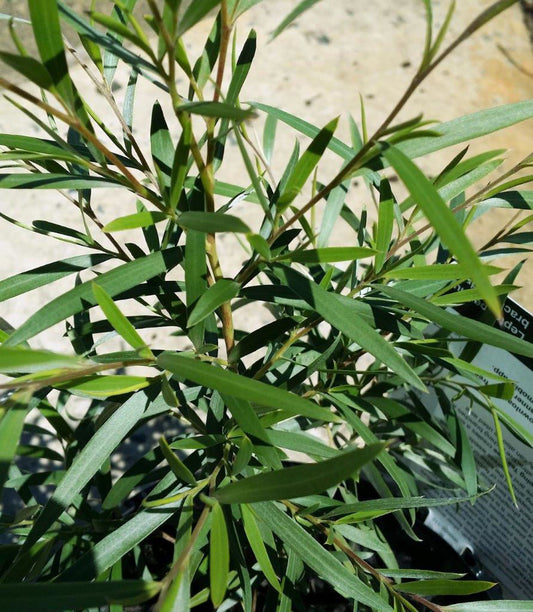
[0,1,532,610]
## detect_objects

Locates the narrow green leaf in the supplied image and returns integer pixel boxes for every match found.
[170,122,192,210]
[377,285,533,358]
[187,279,240,327]
[214,443,385,503]
[177,101,255,121]
[379,569,465,581]
[432,284,517,306]
[0,254,110,303]
[247,233,271,260]
[157,353,342,423]
[277,247,376,264]
[491,408,517,506]
[481,190,533,210]
[277,266,426,390]
[0,52,52,89]
[214,29,257,170]
[0,581,161,612]
[253,502,393,611]
[397,580,495,596]
[383,263,501,281]
[159,436,197,485]
[57,374,152,397]
[317,181,349,248]
[0,391,33,493]
[223,395,276,452]
[0,347,82,373]
[28,0,76,107]
[374,180,395,272]
[241,504,281,592]
[398,99,533,160]
[151,101,174,190]
[271,0,322,39]
[443,602,533,611]
[176,0,220,37]
[58,2,158,79]
[277,117,339,209]
[4,248,182,346]
[0,173,121,189]
[89,12,152,55]
[210,502,230,608]
[103,211,168,232]
[267,429,339,459]
[479,382,515,400]
[178,211,251,233]
[383,145,500,317]
[92,283,152,357]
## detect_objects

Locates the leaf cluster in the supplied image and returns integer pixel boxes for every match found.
[0,1,532,611]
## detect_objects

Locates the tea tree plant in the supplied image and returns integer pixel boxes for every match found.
[0,1,532,610]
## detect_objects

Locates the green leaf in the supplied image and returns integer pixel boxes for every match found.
[177,101,255,121]
[398,99,533,160]
[89,11,152,55]
[277,117,339,209]
[443,602,533,611]
[383,145,500,317]
[0,173,121,189]
[374,180,395,272]
[378,569,465,581]
[57,374,152,397]
[170,122,192,210]
[481,190,533,210]
[382,263,501,281]
[247,233,272,260]
[241,504,281,592]
[377,285,533,358]
[0,581,161,612]
[151,101,174,190]
[92,282,152,357]
[253,502,393,611]
[22,390,164,551]
[159,436,197,486]
[0,52,52,89]
[176,0,220,37]
[4,248,182,346]
[479,382,515,400]
[58,2,158,79]
[0,391,33,493]
[28,0,76,108]
[271,0,322,39]
[187,279,240,327]
[0,254,111,303]
[210,502,230,608]
[432,284,517,306]
[157,353,342,423]
[0,347,82,373]
[267,429,339,459]
[178,211,251,233]
[277,247,376,264]
[491,407,517,506]
[103,211,168,232]
[397,580,495,596]
[277,266,426,391]
[214,443,385,503]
